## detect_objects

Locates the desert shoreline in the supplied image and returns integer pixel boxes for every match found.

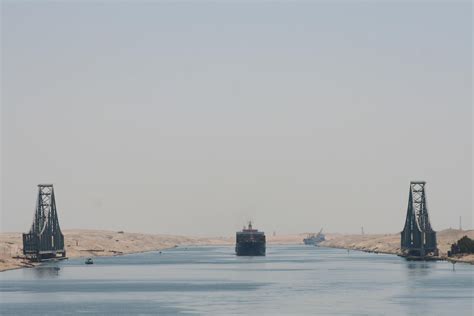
[1,228,473,272]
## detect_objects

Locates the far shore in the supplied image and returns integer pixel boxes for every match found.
[1,228,473,272]
[319,228,474,265]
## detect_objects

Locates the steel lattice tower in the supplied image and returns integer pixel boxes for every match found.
[23,184,66,261]
[400,181,437,256]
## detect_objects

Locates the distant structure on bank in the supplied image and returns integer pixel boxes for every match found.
[303,228,325,245]
[23,184,66,261]
[400,181,438,257]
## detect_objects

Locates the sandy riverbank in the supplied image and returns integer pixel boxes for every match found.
[320,228,474,264]
[1,229,473,271]
[0,229,232,272]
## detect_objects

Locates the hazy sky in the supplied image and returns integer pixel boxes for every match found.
[1,1,472,236]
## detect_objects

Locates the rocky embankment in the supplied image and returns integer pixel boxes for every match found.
[320,229,474,264]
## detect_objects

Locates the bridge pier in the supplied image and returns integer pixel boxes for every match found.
[400,181,438,258]
[23,184,66,261]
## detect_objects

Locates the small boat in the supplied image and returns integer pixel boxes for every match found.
[85,258,94,264]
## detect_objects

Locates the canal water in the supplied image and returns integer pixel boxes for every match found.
[0,246,472,315]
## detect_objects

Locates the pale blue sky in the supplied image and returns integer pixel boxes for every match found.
[1,1,472,235]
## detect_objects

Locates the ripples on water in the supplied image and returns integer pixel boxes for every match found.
[1,246,473,315]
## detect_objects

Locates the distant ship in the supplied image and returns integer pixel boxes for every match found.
[235,222,266,256]
[303,229,325,245]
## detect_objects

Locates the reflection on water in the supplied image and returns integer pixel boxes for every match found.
[1,246,473,316]
[27,265,61,278]
[405,262,432,277]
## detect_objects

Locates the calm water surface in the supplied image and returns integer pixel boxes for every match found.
[1,246,473,315]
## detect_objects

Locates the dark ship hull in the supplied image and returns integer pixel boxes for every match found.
[235,222,266,256]
[235,240,266,256]
[303,234,325,245]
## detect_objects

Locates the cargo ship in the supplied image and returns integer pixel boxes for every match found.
[303,228,325,245]
[235,222,266,256]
